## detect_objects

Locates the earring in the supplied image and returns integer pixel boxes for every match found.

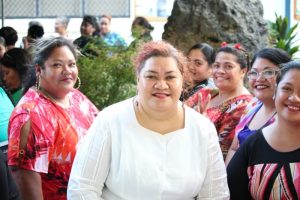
[36,75,40,90]
[75,76,81,89]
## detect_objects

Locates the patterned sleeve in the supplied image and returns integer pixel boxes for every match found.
[8,102,56,173]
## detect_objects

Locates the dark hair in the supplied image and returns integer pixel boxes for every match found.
[132,17,154,32]
[276,60,300,84]
[250,48,291,69]
[216,45,249,69]
[82,15,98,29]
[0,26,18,47]
[28,24,44,39]
[187,43,215,65]
[22,37,78,93]
[1,48,31,82]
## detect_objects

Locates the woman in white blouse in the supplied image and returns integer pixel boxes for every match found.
[67,41,229,200]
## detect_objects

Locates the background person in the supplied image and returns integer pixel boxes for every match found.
[74,15,98,49]
[0,36,7,59]
[225,48,291,165]
[0,48,32,104]
[227,60,300,199]
[0,27,18,50]
[68,41,229,199]
[129,16,154,49]
[54,16,70,38]
[98,14,127,46]
[197,44,253,159]
[7,37,98,200]
[183,43,217,109]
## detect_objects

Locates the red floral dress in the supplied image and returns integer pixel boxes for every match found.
[206,94,253,159]
[8,88,98,200]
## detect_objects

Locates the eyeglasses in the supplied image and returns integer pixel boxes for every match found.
[247,69,280,80]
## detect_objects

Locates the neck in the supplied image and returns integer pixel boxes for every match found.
[261,100,276,114]
[39,87,70,107]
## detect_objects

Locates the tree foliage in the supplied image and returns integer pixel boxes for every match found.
[77,37,137,109]
[268,13,300,58]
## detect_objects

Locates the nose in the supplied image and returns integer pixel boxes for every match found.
[62,65,72,75]
[288,93,300,102]
[154,80,168,89]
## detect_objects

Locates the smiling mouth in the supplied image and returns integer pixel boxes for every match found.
[255,85,269,90]
[287,105,300,111]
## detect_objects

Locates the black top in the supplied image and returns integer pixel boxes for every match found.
[227,129,300,200]
[0,150,20,200]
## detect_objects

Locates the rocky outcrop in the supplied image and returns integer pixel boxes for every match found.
[162,0,269,55]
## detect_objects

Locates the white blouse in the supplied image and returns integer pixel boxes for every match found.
[67,98,229,200]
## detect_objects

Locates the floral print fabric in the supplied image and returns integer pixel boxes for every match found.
[8,88,98,200]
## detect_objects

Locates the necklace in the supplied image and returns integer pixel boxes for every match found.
[38,87,70,108]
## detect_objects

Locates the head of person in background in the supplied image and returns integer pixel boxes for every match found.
[0,48,31,105]
[99,14,112,37]
[129,16,154,49]
[0,36,7,59]
[225,48,291,165]
[23,24,45,50]
[54,16,70,38]
[131,16,154,40]
[0,26,18,50]
[248,48,291,105]
[8,37,98,200]
[185,43,215,97]
[80,15,98,37]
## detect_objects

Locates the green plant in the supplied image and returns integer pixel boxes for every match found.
[77,37,137,109]
[268,13,300,58]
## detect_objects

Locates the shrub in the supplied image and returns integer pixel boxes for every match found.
[268,14,299,58]
[77,37,137,109]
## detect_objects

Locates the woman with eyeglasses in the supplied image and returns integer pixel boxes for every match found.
[227,60,300,199]
[225,48,291,165]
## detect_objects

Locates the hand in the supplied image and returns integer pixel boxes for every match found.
[196,90,211,115]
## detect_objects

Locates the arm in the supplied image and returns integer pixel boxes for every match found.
[225,134,239,166]
[10,121,43,200]
[67,116,111,200]
[226,142,252,200]
[197,124,229,200]
[11,169,42,200]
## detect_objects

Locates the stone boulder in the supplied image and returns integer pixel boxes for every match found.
[162,0,269,56]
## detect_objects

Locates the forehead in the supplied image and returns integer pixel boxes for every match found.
[45,46,75,60]
[142,56,180,73]
[280,69,300,85]
[215,51,237,62]
[252,58,278,69]
[188,49,204,57]
[100,17,110,24]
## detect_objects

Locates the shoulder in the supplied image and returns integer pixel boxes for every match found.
[185,105,217,137]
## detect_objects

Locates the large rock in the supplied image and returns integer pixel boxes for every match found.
[162,0,269,55]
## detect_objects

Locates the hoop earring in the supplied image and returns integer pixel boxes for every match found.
[36,75,40,90]
[75,76,81,89]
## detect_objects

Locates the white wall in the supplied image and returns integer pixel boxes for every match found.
[261,0,285,21]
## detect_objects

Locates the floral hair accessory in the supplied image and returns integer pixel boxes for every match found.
[234,43,241,50]
[221,42,228,47]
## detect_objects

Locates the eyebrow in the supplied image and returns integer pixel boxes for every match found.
[145,70,177,74]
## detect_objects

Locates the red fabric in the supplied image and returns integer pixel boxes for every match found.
[206,94,253,159]
[8,88,98,200]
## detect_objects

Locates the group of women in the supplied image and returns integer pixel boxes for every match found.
[0,34,299,199]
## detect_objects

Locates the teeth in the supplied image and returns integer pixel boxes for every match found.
[288,105,300,111]
[256,85,268,89]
